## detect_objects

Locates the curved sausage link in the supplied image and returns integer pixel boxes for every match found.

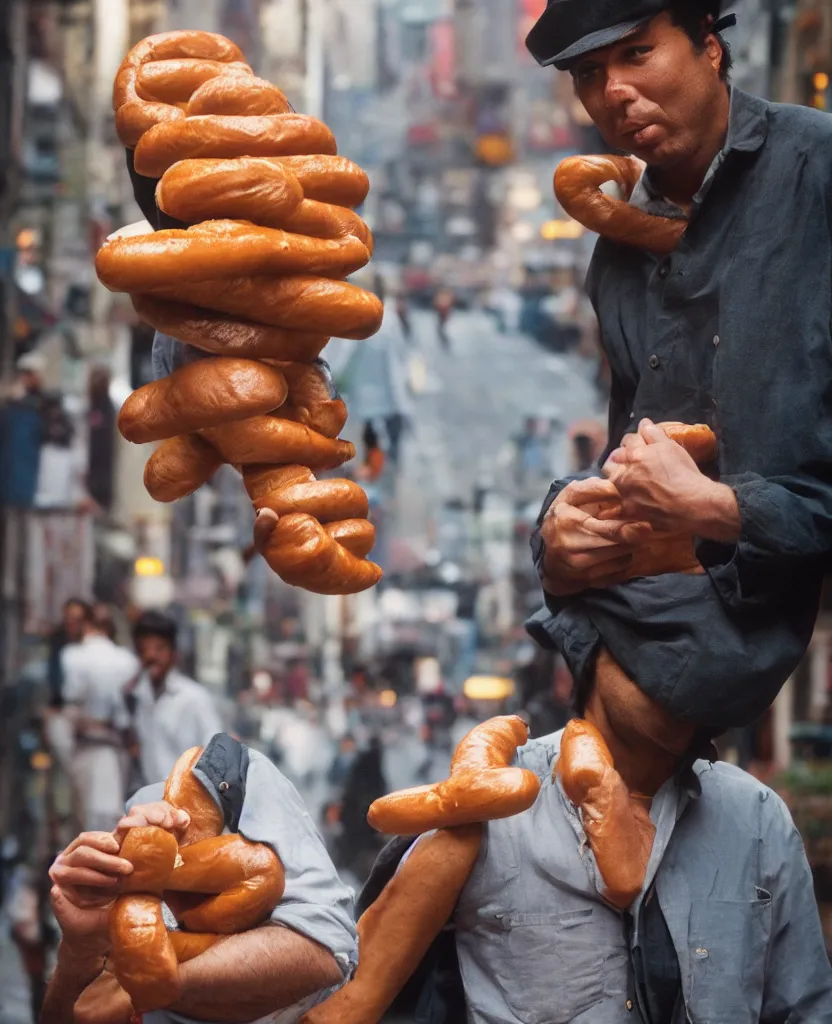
[368,716,541,834]
[554,154,686,254]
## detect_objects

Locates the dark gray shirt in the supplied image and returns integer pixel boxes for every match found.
[453,731,832,1024]
[528,89,832,730]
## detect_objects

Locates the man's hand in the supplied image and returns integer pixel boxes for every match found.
[49,832,133,946]
[539,478,653,596]
[114,800,191,843]
[602,420,741,541]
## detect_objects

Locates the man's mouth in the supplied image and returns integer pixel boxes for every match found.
[622,122,662,146]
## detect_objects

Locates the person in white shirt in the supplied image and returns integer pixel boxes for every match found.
[129,611,223,786]
[60,602,140,832]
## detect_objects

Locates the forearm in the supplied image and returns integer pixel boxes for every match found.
[39,942,107,1024]
[171,926,343,1022]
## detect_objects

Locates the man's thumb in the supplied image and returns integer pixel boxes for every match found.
[639,419,671,445]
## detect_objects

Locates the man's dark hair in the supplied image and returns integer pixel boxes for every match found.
[132,610,178,650]
[65,597,94,622]
[669,1,733,80]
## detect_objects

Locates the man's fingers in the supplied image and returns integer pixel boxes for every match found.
[58,846,133,878]
[579,515,651,544]
[51,863,122,889]
[620,431,646,450]
[115,803,190,839]
[62,832,120,857]
[253,508,279,554]
[557,477,620,507]
[639,419,671,444]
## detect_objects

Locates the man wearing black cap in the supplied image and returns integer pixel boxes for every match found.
[526,0,832,742]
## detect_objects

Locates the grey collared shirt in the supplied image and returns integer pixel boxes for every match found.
[453,730,832,1024]
[129,748,358,1024]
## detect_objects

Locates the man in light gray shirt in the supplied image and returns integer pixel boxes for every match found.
[41,736,357,1024]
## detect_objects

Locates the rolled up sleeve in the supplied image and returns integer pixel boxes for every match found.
[239,751,358,981]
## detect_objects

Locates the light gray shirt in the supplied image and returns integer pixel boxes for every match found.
[132,668,223,786]
[131,747,358,1024]
[454,729,832,1024]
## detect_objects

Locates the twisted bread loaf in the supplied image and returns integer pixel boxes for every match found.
[105,745,285,1014]
[367,716,540,834]
[100,31,384,594]
[554,154,686,253]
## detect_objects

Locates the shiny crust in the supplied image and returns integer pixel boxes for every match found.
[162,746,224,845]
[300,827,483,1024]
[144,434,223,503]
[103,745,285,1015]
[109,895,182,1012]
[367,716,540,834]
[555,155,686,255]
[168,834,286,933]
[557,719,655,910]
[104,30,384,596]
[118,358,288,444]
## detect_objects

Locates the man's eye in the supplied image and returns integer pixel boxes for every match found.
[625,46,652,60]
[573,65,599,83]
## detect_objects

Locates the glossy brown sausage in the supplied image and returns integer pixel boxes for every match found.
[368,716,540,834]
[555,154,686,254]
[557,716,655,910]
[144,434,223,503]
[119,359,288,444]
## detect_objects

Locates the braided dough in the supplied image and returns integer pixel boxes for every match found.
[368,716,540,834]
[96,745,284,1015]
[100,31,383,595]
[555,154,686,254]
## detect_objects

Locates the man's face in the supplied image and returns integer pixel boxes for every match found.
[63,603,86,643]
[136,634,176,685]
[571,13,724,169]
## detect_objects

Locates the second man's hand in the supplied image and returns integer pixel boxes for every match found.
[539,477,652,596]
[603,419,742,542]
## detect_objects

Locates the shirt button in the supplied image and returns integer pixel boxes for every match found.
[649,354,661,369]
[218,781,230,793]
[626,999,634,1012]
[713,335,720,347]
[657,261,670,280]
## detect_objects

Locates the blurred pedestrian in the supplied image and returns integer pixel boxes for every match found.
[86,364,116,514]
[395,293,412,341]
[92,601,117,641]
[326,734,358,791]
[129,611,223,786]
[60,601,139,832]
[433,287,455,350]
[46,598,88,708]
[357,420,385,483]
[337,736,388,882]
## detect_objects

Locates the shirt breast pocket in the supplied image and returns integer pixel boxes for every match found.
[492,908,626,1024]
[689,894,772,1023]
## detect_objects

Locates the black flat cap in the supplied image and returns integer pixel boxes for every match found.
[526,0,673,69]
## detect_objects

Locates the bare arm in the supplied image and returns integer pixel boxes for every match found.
[39,942,108,1024]
[169,926,343,1022]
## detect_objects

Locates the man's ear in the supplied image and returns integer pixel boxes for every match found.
[703,21,723,73]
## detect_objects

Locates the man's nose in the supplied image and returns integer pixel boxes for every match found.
[604,71,639,109]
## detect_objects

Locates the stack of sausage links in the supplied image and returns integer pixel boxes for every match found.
[75,747,284,1021]
[98,31,384,595]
